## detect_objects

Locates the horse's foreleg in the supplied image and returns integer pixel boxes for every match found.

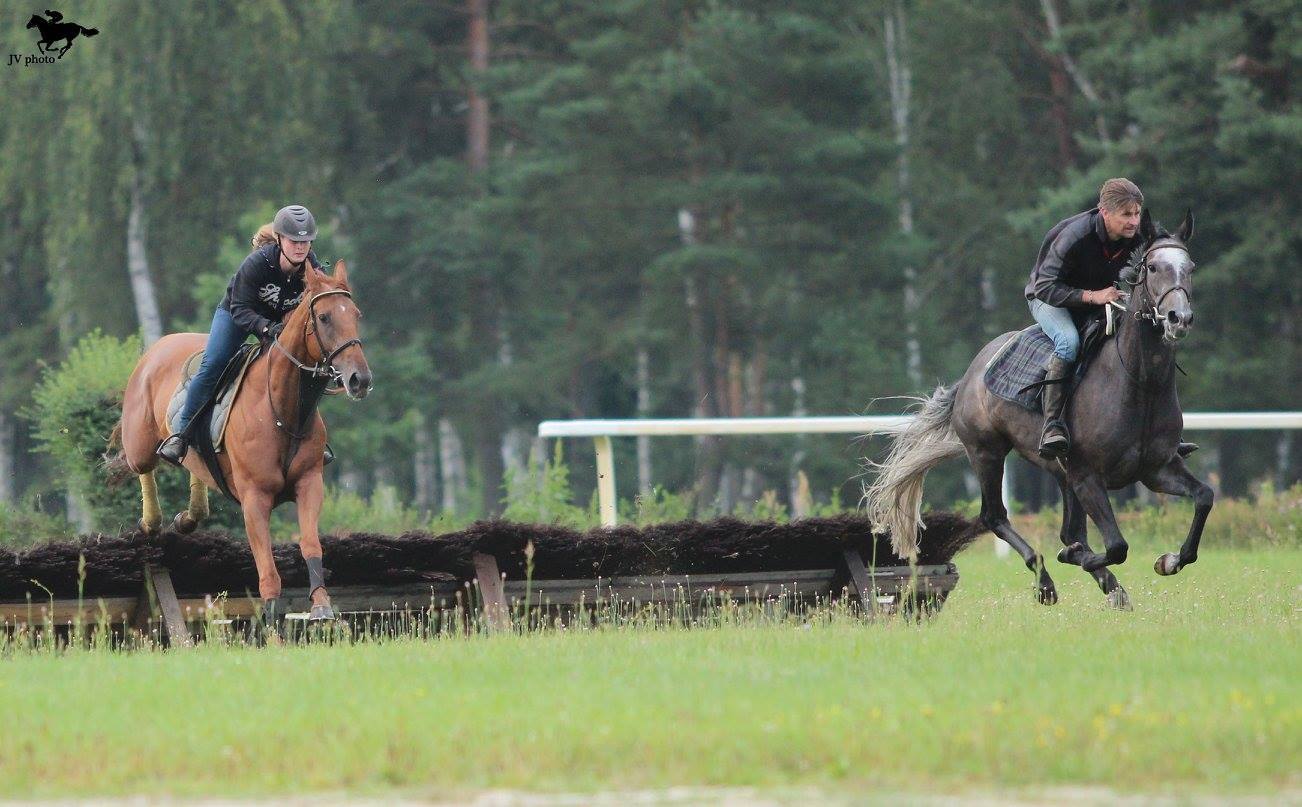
[969,447,1057,604]
[139,471,162,535]
[171,474,209,534]
[240,490,281,602]
[1067,473,1128,572]
[1057,486,1129,609]
[294,471,333,620]
[1142,456,1213,576]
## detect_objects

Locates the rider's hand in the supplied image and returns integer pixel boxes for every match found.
[264,321,284,340]
[1085,287,1124,306]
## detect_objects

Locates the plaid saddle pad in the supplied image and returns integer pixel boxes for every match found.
[982,325,1055,411]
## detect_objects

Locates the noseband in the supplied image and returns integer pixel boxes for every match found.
[1131,238,1192,327]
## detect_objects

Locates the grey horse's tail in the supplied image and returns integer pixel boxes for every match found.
[862,385,965,561]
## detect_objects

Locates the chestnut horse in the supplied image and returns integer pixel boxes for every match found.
[110,261,371,621]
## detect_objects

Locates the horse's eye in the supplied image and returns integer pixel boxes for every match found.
[319,313,331,325]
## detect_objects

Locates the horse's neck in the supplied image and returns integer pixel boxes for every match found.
[265,315,318,430]
[1114,297,1177,393]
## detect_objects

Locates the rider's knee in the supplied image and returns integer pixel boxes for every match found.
[1052,333,1079,363]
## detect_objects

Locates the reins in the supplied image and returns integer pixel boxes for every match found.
[264,288,361,453]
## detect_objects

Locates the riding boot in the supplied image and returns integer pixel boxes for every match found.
[1177,441,1199,458]
[156,433,190,467]
[1038,356,1074,459]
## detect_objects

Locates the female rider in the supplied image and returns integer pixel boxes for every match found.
[156,204,323,465]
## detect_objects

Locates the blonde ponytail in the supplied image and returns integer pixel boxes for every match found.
[251,223,276,249]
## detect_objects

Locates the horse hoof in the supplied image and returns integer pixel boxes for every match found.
[1106,586,1132,611]
[171,512,198,534]
[139,519,161,536]
[308,604,336,622]
[1037,584,1059,606]
[1154,553,1181,576]
[1057,543,1082,565]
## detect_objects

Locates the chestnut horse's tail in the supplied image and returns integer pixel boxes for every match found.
[862,385,965,561]
[101,417,134,485]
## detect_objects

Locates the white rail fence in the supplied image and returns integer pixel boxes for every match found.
[537,412,1302,529]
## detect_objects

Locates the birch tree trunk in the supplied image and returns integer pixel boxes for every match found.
[413,412,438,514]
[0,410,13,505]
[127,119,163,346]
[439,417,468,513]
[885,3,922,388]
[636,347,652,496]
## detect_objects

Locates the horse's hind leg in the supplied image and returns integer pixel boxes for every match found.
[139,471,163,535]
[1057,486,1129,609]
[968,447,1058,604]
[171,474,209,534]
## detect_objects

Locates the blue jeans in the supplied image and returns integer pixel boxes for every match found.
[1029,298,1080,362]
[175,307,251,434]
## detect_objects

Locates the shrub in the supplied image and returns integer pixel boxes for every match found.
[24,330,243,534]
[310,483,430,537]
[501,443,594,529]
[0,497,71,548]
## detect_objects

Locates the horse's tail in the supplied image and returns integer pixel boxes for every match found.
[101,417,133,486]
[862,384,965,561]
[79,27,99,37]
[251,223,276,249]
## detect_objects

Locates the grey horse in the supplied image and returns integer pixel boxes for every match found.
[864,209,1211,608]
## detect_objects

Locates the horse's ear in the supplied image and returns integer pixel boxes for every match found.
[1139,207,1157,243]
[306,266,327,290]
[1175,208,1194,243]
[332,259,350,288]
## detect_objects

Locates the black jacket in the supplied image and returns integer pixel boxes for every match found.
[219,244,322,336]
[1024,208,1137,308]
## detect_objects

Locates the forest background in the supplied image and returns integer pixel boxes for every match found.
[0,0,1296,535]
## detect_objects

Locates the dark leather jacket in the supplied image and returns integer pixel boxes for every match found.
[219,243,321,336]
[1025,208,1137,308]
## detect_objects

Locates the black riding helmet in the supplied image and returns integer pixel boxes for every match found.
[274,205,317,242]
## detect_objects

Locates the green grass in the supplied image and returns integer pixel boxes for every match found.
[0,542,1297,800]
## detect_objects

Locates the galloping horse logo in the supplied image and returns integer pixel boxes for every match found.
[25,10,98,59]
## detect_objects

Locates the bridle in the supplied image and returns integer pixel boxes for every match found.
[267,288,363,438]
[1131,237,1192,328]
[1114,237,1192,386]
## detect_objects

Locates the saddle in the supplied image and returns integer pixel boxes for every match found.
[165,342,263,501]
[982,308,1109,412]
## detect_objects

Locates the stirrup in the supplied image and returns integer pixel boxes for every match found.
[1038,424,1070,459]
[155,434,189,468]
[322,442,335,467]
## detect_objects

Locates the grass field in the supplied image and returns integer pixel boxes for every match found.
[0,536,1297,802]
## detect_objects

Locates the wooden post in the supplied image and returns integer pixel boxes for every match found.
[472,552,510,631]
[594,435,617,527]
[144,564,191,648]
[841,549,875,609]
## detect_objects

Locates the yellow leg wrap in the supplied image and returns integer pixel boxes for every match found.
[140,472,162,532]
[187,474,210,521]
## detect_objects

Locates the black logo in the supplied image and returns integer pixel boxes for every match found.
[13,10,97,65]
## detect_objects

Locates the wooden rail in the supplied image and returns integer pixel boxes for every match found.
[0,551,960,639]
